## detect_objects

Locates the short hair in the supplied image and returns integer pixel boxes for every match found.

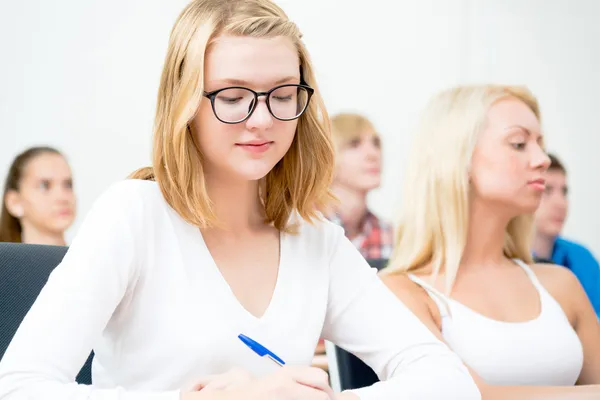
[548,153,566,174]
[330,113,378,151]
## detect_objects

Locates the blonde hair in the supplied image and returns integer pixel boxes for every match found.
[330,113,378,150]
[383,84,540,293]
[130,0,334,232]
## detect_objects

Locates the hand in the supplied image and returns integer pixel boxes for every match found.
[184,366,335,400]
[191,368,254,392]
[239,366,335,400]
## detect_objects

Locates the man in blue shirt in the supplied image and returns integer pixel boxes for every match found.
[533,154,600,315]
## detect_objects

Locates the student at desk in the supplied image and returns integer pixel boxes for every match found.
[381,85,600,399]
[0,1,479,399]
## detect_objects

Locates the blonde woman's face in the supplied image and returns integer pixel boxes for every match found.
[470,98,550,214]
[192,35,300,182]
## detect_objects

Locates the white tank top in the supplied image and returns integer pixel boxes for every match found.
[409,259,584,386]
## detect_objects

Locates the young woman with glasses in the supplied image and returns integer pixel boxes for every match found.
[0,1,480,399]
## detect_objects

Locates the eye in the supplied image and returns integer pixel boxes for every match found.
[39,180,50,190]
[511,142,526,150]
[372,137,381,148]
[348,139,361,148]
[217,95,243,104]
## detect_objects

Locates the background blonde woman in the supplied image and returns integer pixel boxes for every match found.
[381,85,600,399]
[0,1,479,399]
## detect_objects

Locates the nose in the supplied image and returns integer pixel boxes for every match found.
[245,98,273,131]
[532,146,551,170]
[54,185,73,204]
[364,140,380,161]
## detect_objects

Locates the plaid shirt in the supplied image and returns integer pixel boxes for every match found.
[330,211,394,259]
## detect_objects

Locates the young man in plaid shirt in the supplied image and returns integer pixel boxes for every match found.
[327,112,394,260]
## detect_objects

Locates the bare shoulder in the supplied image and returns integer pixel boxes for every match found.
[529,262,584,323]
[529,262,582,296]
[379,272,442,332]
[380,273,424,300]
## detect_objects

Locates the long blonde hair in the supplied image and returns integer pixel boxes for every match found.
[130,0,334,232]
[383,84,540,293]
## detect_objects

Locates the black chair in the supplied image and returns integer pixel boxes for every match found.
[0,242,94,384]
[327,258,387,391]
[533,256,555,264]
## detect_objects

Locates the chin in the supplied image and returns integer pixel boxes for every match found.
[357,180,381,192]
[234,166,275,182]
[50,218,74,232]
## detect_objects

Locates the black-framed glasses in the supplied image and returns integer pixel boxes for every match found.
[203,84,314,124]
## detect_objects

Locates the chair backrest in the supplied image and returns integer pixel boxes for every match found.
[0,242,94,384]
[326,258,387,391]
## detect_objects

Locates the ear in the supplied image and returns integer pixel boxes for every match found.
[5,190,24,218]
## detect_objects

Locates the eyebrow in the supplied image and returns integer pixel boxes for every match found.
[210,76,300,87]
[505,124,544,138]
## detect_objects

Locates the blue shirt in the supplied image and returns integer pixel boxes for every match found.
[549,237,600,316]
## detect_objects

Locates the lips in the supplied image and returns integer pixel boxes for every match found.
[528,178,546,185]
[236,140,272,146]
[236,141,273,154]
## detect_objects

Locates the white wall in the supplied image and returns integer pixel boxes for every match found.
[1,0,599,256]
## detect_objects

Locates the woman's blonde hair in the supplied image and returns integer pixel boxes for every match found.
[383,84,540,293]
[330,113,378,150]
[130,0,334,232]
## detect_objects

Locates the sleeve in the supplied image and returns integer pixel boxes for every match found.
[0,181,180,400]
[321,229,481,400]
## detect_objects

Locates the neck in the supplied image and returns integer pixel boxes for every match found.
[20,225,66,246]
[461,200,512,271]
[330,183,368,238]
[203,171,265,233]
[532,232,556,260]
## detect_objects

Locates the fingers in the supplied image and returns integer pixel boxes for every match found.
[289,383,333,400]
[192,368,253,391]
[285,366,334,398]
[191,375,216,391]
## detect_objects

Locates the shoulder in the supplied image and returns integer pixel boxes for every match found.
[80,179,169,239]
[556,237,599,263]
[93,179,164,215]
[529,262,584,320]
[293,214,346,250]
[530,261,578,283]
[379,272,442,329]
[380,273,425,302]
[530,262,582,295]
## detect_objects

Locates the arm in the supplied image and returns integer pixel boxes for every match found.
[320,232,481,400]
[540,264,600,385]
[381,269,600,400]
[568,249,600,317]
[0,182,176,400]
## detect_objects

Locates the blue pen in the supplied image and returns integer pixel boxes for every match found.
[238,334,286,367]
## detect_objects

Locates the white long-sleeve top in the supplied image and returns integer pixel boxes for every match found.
[0,180,480,400]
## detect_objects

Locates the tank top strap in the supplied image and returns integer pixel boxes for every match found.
[512,259,545,290]
[408,274,452,318]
